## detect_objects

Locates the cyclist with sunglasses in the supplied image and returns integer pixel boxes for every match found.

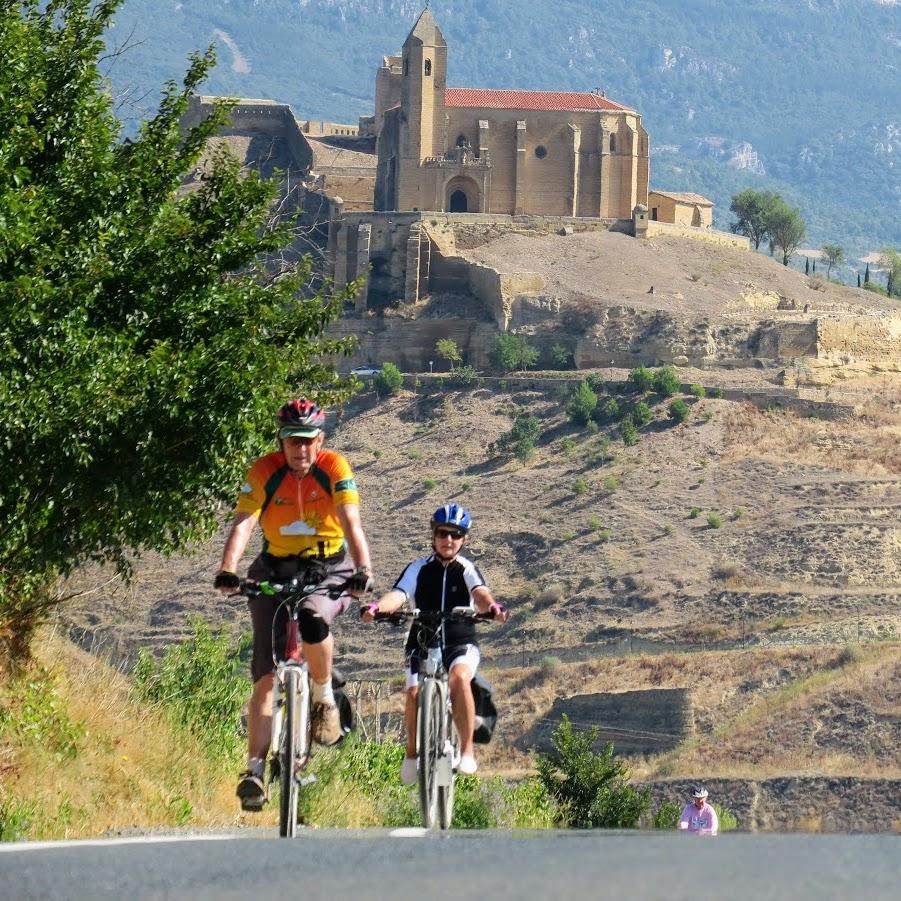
[214,399,373,810]
[362,504,509,783]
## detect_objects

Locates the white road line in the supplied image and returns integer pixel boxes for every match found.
[0,834,239,853]
[389,827,429,838]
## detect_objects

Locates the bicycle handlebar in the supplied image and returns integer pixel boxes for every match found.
[236,576,354,602]
[372,606,496,624]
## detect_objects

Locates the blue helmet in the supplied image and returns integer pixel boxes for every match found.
[431,504,472,534]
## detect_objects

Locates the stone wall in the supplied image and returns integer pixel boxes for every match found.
[816,313,901,369]
[519,688,693,756]
[645,219,749,250]
[465,262,546,330]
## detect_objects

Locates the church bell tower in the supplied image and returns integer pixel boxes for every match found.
[400,8,447,163]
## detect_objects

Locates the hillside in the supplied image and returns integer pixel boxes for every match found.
[105,0,901,255]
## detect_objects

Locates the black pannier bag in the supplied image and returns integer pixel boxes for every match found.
[332,668,354,738]
[471,673,498,744]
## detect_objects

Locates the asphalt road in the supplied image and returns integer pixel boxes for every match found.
[2,829,899,900]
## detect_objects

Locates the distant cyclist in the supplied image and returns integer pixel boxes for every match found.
[214,399,373,810]
[362,504,509,783]
[678,786,719,835]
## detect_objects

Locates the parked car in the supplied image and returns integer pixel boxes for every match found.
[350,365,381,377]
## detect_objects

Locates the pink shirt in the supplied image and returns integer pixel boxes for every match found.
[679,802,719,835]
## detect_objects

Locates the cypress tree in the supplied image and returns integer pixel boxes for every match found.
[857,272,861,288]
[805,257,810,275]
[864,263,870,284]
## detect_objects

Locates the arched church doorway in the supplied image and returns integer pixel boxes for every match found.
[449,190,468,212]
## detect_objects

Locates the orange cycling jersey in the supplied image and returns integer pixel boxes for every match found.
[234,449,360,558]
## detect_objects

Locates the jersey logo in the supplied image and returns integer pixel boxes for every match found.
[335,478,357,493]
[273,497,291,506]
[280,520,318,536]
[240,482,253,494]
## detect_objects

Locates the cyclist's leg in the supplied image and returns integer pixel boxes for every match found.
[400,656,420,783]
[446,645,481,764]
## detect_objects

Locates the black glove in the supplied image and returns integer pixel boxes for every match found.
[347,567,374,593]
[214,570,240,591]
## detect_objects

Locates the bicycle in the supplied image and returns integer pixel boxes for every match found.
[238,570,353,838]
[374,606,494,830]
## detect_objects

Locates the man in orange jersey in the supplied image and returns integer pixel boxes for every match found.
[214,399,373,810]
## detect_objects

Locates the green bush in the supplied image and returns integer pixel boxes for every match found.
[652,800,682,829]
[620,414,639,446]
[707,512,723,529]
[0,674,85,762]
[689,384,706,398]
[603,475,620,492]
[731,508,745,521]
[490,333,539,373]
[133,619,250,766]
[536,715,650,828]
[668,398,690,423]
[586,374,606,394]
[515,438,536,464]
[589,515,603,530]
[375,362,403,396]
[573,477,589,496]
[633,400,654,426]
[561,437,577,458]
[501,777,556,828]
[689,507,702,519]
[629,366,654,393]
[585,421,600,436]
[652,366,681,397]
[449,364,479,387]
[422,478,437,490]
[601,397,621,422]
[713,803,739,832]
[567,380,598,425]
[452,775,497,829]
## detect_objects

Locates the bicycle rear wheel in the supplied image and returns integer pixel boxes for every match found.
[279,668,307,838]
[417,679,442,829]
[438,707,458,831]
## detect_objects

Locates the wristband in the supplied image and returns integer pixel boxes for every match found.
[488,602,506,619]
[361,601,379,618]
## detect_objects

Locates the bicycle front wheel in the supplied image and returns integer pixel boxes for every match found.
[279,668,304,838]
[438,707,458,831]
[417,678,442,829]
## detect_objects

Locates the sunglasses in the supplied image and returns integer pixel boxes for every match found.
[434,528,465,540]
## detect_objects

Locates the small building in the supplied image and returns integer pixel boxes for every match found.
[648,191,714,229]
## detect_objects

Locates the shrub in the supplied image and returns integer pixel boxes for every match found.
[601,397,621,422]
[407,448,422,461]
[689,507,702,519]
[620,414,639,445]
[633,400,653,426]
[668,398,690,423]
[589,515,603,531]
[502,777,556,828]
[536,715,650,828]
[490,333,539,373]
[561,437,577,458]
[550,342,574,369]
[515,438,536,464]
[585,421,600,436]
[629,366,654,393]
[708,387,723,399]
[713,803,739,832]
[652,366,681,397]
[567,380,598,425]
[375,362,403,396]
[461,482,471,493]
[422,478,437,490]
[707,512,723,529]
[603,475,620,492]
[652,800,682,829]
[731,508,745,521]
[573,477,589,496]
[586,374,606,394]
[536,584,566,608]
[540,655,562,672]
[448,364,479,387]
[689,384,706,398]
[372,449,382,459]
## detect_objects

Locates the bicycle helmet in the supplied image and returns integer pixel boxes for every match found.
[430,504,472,534]
[692,787,709,799]
[277,399,326,439]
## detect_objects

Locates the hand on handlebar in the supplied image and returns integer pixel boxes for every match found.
[213,570,240,593]
[360,601,379,623]
[346,567,374,597]
[488,602,510,623]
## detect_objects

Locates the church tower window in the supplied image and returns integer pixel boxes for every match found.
[424,59,432,76]
[609,134,617,153]
[534,145,548,159]
[404,58,409,76]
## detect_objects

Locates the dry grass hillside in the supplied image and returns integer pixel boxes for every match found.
[62,376,901,802]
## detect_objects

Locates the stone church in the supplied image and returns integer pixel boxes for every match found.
[374,9,649,218]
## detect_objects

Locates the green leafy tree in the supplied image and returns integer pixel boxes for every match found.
[766,198,806,265]
[880,248,901,298]
[652,366,681,397]
[435,338,462,370]
[550,342,574,369]
[0,0,356,660]
[729,189,778,250]
[375,362,403,395]
[490,333,538,373]
[632,400,654,425]
[567,381,598,425]
[536,715,649,829]
[821,243,844,280]
[629,366,654,393]
[668,398,690,423]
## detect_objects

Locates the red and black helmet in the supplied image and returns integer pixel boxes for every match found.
[277,399,326,438]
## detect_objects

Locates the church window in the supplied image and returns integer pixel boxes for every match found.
[534,145,547,159]
[456,135,468,147]
[424,59,432,76]
[404,58,409,76]
[609,134,617,153]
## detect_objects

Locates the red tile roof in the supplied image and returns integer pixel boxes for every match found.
[445,88,631,113]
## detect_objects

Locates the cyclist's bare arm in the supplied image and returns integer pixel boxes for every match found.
[336,503,372,588]
[217,511,259,592]
[361,588,406,622]
[472,586,510,622]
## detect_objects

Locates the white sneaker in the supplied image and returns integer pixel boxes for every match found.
[458,754,478,775]
[400,757,418,785]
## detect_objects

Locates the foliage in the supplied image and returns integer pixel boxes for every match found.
[620,415,639,446]
[713,803,739,832]
[490,333,539,373]
[689,507,702,519]
[707,512,723,529]
[668,398,690,423]
[629,366,654,393]
[821,243,845,280]
[452,775,497,829]
[601,397,621,422]
[652,800,682,829]
[448,364,479,387]
[133,619,249,765]
[632,400,654,425]
[603,475,620,492]
[766,197,806,265]
[880,248,901,298]
[573,477,589,496]
[515,439,536,464]
[729,189,779,250]
[0,0,357,660]
[535,715,649,829]
[689,384,706,399]
[496,412,541,464]
[435,338,462,370]
[375,362,403,395]
[567,380,598,425]
[550,342,574,369]
[422,478,437,490]
[652,366,681,397]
